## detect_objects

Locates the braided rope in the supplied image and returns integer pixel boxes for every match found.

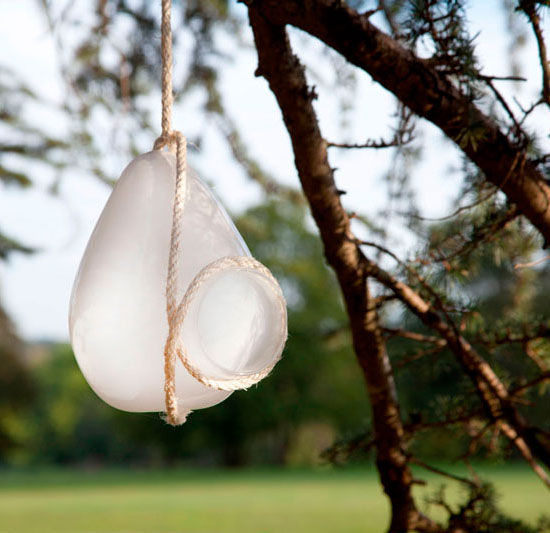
[153,0,286,426]
[159,0,172,140]
[172,256,287,391]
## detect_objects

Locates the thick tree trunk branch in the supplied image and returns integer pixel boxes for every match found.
[247,7,441,533]
[251,0,550,246]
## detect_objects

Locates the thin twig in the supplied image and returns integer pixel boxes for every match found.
[396,344,447,368]
[383,327,446,345]
[412,187,499,222]
[359,239,457,323]
[409,457,478,487]
[327,132,412,150]
[425,205,519,265]
[462,421,493,460]
[405,412,479,435]
[511,371,550,396]
[474,324,550,355]
[478,74,527,82]
[514,253,550,269]
[413,153,521,223]
[482,77,523,138]
[521,1,550,105]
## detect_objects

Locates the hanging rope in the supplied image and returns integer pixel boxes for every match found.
[153,0,287,426]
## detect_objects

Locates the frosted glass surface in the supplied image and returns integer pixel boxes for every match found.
[69,151,283,413]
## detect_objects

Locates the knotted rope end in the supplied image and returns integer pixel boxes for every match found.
[162,406,192,426]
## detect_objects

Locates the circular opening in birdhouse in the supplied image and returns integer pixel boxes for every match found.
[181,267,286,380]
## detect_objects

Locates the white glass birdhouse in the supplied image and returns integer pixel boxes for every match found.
[69,151,287,417]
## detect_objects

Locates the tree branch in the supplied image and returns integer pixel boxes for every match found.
[247,7,441,533]
[364,258,550,481]
[520,1,550,105]
[500,421,550,488]
[383,327,446,345]
[410,457,478,488]
[251,0,550,246]
[327,131,412,150]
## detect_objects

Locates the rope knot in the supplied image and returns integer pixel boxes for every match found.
[154,130,185,153]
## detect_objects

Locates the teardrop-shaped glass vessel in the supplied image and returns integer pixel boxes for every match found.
[69,151,286,415]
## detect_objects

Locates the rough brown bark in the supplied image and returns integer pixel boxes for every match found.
[250,0,550,246]
[247,8,441,533]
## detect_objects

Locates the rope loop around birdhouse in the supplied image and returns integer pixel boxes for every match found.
[153,0,287,426]
[171,256,287,391]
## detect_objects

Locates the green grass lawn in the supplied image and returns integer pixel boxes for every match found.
[0,465,547,532]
